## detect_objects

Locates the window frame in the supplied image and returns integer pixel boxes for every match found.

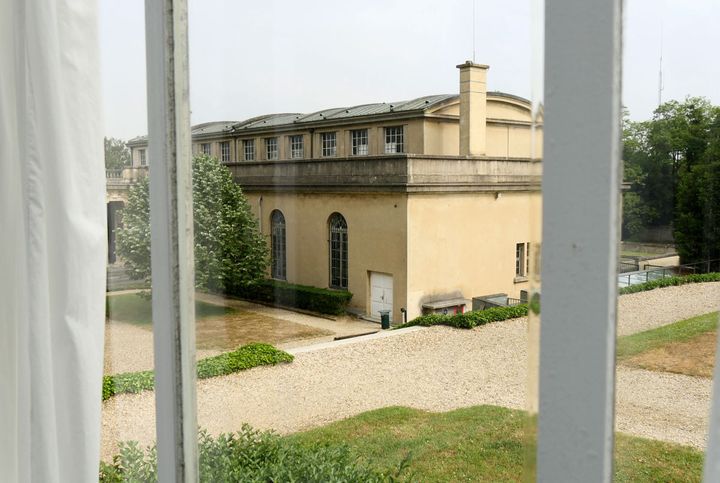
[219,141,230,162]
[383,126,404,154]
[350,129,369,156]
[289,134,304,159]
[270,210,287,280]
[328,213,348,290]
[515,242,529,279]
[200,142,211,156]
[265,137,278,161]
[320,132,337,157]
[139,148,147,166]
[139,1,720,482]
[243,139,255,161]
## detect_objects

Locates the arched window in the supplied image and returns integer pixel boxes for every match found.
[328,213,348,289]
[270,210,286,280]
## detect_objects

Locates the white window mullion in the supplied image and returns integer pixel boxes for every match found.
[144,0,198,481]
[538,0,622,481]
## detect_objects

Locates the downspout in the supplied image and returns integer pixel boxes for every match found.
[258,195,263,233]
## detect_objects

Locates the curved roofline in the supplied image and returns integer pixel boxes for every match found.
[127,92,531,144]
[487,91,531,106]
[193,121,238,129]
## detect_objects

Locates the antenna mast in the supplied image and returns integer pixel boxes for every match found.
[472,0,476,62]
[658,7,664,106]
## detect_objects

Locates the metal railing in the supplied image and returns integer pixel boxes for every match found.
[617,266,676,288]
[507,297,524,306]
[619,261,638,273]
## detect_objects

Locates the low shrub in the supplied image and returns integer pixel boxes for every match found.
[196,342,293,379]
[100,426,404,483]
[233,279,353,315]
[619,272,720,295]
[102,343,293,401]
[399,304,529,330]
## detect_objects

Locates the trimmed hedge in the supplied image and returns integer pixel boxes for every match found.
[619,272,720,295]
[398,273,720,330]
[233,279,353,315]
[399,304,529,330]
[102,343,293,401]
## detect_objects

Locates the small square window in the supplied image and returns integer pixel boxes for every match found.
[321,132,336,157]
[289,135,304,159]
[265,137,278,160]
[351,129,369,156]
[384,126,404,154]
[243,139,255,161]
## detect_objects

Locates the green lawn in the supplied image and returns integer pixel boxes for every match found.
[616,311,719,360]
[287,406,703,482]
[106,292,235,325]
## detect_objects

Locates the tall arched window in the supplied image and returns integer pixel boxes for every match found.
[328,213,348,289]
[270,210,286,280]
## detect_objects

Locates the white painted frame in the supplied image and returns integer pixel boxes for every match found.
[538,0,622,481]
[140,0,720,481]
[144,0,198,482]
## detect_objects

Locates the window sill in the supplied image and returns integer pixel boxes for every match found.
[513,276,528,284]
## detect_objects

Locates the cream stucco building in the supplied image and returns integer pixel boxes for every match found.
[125,62,542,322]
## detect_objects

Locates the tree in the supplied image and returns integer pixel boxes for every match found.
[104,137,131,169]
[674,107,720,263]
[116,155,269,292]
[622,97,719,251]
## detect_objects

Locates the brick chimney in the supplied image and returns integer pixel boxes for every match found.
[457,61,489,156]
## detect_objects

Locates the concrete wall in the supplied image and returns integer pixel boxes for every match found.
[638,255,680,270]
[423,119,459,156]
[245,192,409,323]
[405,190,541,320]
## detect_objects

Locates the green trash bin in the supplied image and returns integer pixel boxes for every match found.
[379,310,391,330]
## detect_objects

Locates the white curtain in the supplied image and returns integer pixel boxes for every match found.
[0,0,106,481]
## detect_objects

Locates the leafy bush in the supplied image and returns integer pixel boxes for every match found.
[619,272,720,295]
[102,343,292,401]
[195,342,293,379]
[100,426,405,483]
[234,279,353,315]
[399,305,529,330]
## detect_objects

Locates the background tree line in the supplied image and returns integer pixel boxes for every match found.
[623,97,720,263]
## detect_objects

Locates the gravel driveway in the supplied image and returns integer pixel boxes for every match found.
[101,282,720,461]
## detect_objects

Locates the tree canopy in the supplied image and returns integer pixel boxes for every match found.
[116,155,268,292]
[623,97,720,263]
[104,137,131,170]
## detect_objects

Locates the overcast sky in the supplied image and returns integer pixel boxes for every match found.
[100,0,720,140]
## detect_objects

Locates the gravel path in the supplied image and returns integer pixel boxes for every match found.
[101,282,720,461]
[617,282,720,336]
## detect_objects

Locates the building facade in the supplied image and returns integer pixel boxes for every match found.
[126,62,542,322]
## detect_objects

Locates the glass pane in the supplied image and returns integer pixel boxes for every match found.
[615,0,720,478]
[99,0,159,477]
[185,1,544,480]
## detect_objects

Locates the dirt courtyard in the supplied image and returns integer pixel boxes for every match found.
[624,330,717,378]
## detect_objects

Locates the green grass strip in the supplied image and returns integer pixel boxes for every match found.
[102,343,293,401]
[288,405,703,482]
[616,312,719,360]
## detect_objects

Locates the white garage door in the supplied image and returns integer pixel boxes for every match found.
[370,272,393,321]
